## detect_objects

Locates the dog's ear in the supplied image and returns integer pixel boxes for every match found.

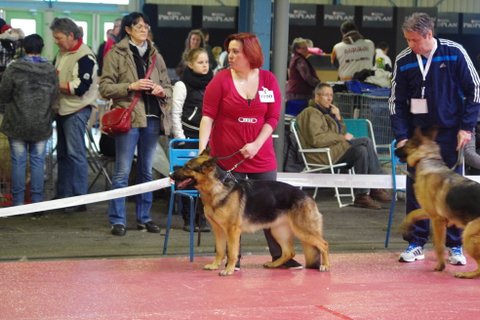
[424,126,438,141]
[199,147,210,157]
[201,157,217,173]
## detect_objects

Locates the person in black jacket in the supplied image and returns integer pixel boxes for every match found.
[171,47,213,231]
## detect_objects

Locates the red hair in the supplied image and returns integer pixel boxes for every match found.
[224,32,264,69]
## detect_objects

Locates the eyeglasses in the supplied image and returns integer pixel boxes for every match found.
[131,24,150,31]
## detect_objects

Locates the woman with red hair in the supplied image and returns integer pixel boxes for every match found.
[199,32,302,270]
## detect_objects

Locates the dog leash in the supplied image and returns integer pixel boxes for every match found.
[450,147,464,172]
[216,149,247,182]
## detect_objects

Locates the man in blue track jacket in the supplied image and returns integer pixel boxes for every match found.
[389,12,480,265]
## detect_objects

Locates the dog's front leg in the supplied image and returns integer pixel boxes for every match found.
[203,220,226,271]
[431,216,447,272]
[220,227,241,276]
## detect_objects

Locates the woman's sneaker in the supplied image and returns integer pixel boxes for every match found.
[448,246,467,265]
[399,243,424,262]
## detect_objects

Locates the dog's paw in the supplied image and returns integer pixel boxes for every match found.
[434,262,446,272]
[455,271,480,279]
[203,263,220,271]
[219,269,234,276]
[263,261,276,269]
[319,265,330,272]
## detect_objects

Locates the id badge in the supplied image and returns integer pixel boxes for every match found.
[259,87,275,103]
[410,98,428,114]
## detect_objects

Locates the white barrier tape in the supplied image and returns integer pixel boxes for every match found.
[278,173,407,189]
[0,178,170,218]
[2,173,479,219]
[278,173,480,188]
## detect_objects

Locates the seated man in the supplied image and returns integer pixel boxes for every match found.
[464,126,480,175]
[295,83,390,209]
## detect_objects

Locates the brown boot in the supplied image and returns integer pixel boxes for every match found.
[370,189,391,203]
[353,193,382,209]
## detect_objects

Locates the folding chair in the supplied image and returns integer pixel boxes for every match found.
[86,129,114,191]
[162,138,200,262]
[385,139,406,248]
[290,119,354,207]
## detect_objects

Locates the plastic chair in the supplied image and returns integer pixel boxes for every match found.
[290,119,354,207]
[344,118,377,152]
[162,138,200,262]
[344,118,390,163]
[385,139,406,248]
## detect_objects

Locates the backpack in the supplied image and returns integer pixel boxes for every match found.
[282,130,305,172]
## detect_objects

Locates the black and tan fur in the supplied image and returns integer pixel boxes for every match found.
[397,128,480,279]
[170,149,330,276]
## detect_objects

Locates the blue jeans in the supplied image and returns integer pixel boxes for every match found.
[9,138,48,205]
[55,106,91,198]
[108,117,160,226]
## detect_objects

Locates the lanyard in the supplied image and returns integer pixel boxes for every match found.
[416,39,437,99]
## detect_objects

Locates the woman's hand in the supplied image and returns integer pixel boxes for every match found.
[128,79,165,97]
[150,83,166,98]
[129,79,154,91]
[240,142,260,159]
[344,133,354,141]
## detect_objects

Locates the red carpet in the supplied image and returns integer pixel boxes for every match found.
[1,252,479,319]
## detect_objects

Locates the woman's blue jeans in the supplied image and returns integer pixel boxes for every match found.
[9,138,48,206]
[108,117,160,226]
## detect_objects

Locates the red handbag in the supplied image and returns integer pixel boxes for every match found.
[102,55,157,135]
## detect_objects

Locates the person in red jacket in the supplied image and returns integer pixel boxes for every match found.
[286,37,320,115]
[199,32,303,270]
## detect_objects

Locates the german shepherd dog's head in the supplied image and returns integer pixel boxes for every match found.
[170,148,218,190]
[394,127,441,167]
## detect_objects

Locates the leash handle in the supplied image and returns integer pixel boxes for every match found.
[450,146,464,172]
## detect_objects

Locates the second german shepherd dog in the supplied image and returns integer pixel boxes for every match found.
[170,149,330,276]
[396,128,480,279]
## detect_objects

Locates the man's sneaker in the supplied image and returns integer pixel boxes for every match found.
[448,246,467,265]
[399,243,425,262]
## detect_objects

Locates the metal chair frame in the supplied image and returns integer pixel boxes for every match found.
[290,119,354,207]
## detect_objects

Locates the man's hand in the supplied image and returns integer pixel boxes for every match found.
[457,130,472,150]
[396,139,408,148]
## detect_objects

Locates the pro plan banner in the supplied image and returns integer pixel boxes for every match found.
[362,7,393,28]
[463,13,480,34]
[157,5,192,28]
[323,5,355,27]
[202,6,236,29]
[289,4,316,26]
[436,12,459,34]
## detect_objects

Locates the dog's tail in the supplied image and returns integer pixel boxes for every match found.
[400,208,430,236]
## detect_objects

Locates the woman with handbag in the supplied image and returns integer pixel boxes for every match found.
[99,12,172,236]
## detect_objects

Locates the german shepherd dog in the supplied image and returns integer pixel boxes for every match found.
[396,128,480,279]
[170,149,330,276]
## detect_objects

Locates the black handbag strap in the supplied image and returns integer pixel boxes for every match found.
[126,54,158,112]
